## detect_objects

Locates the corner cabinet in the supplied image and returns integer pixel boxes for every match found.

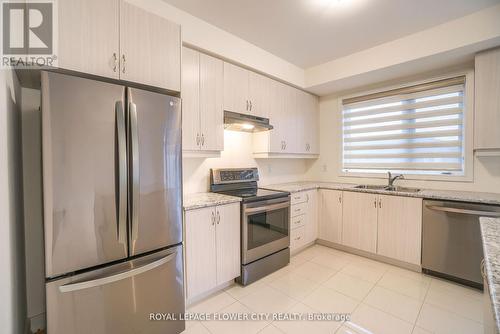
[58,0,180,91]
[184,203,240,301]
[182,47,224,156]
[474,47,500,155]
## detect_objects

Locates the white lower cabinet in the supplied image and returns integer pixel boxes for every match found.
[317,190,422,265]
[342,191,379,253]
[318,189,343,244]
[376,195,422,265]
[290,190,317,252]
[184,203,240,300]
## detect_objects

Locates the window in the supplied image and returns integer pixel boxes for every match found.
[342,76,468,177]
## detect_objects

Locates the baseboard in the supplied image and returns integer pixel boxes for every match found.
[291,241,315,256]
[316,239,422,272]
[26,313,46,334]
[185,280,234,307]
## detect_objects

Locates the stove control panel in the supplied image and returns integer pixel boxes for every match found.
[211,168,259,184]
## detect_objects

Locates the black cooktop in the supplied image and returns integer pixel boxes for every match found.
[215,187,289,203]
[210,168,289,203]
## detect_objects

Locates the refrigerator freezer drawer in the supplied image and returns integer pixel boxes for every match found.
[46,246,185,334]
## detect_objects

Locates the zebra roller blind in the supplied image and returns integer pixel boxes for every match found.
[342,76,466,175]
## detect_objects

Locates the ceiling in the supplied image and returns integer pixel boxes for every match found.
[162,0,500,68]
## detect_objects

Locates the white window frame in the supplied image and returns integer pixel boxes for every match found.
[338,70,474,182]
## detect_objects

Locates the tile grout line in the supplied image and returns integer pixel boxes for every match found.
[411,277,432,334]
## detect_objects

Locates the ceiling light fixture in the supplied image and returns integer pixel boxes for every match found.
[313,0,352,7]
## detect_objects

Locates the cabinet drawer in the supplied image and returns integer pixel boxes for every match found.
[291,215,306,230]
[290,226,305,250]
[291,202,307,217]
[291,192,309,205]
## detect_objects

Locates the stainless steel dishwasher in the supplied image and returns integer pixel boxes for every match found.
[422,200,500,289]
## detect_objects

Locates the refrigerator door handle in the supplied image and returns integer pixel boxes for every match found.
[129,101,140,243]
[58,252,177,293]
[115,101,127,245]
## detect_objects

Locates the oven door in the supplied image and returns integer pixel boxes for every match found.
[242,197,290,265]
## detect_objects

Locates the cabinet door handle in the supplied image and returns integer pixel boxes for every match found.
[201,134,205,146]
[339,196,342,203]
[216,210,220,224]
[112,53,117,72]
[306,194,309,202]
[379,199,382,208]
[249,100,253,111]
[374,200,377,208]
[211,211,215,226]
[246,100,249,111]
[121,54,126,73]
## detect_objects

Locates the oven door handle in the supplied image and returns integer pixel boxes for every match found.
[245,202,290,215]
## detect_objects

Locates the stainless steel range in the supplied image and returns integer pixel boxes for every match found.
[210,168,290,285]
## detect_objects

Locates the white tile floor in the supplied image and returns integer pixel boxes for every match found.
[183,245,484,334]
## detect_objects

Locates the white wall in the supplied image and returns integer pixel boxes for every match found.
[21,88,45,332]
[305,93,500,193]
[0,69,27,334]
[183,130,309,194]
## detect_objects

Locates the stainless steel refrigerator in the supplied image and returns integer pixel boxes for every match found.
[41,71,185,334]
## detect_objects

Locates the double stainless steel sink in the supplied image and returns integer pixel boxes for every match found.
[354,184,421,193]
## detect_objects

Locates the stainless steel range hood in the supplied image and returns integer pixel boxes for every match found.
[224,111,273,132]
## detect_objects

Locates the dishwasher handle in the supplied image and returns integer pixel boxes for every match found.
[426,205,500,218]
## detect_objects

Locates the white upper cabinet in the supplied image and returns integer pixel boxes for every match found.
[223,62,271,118]
[253,82,319,157]
[475,47,500,154]
[224,62,249,114]
[199,53,224,152]
[248,72,271,118]
[119,0,181,91]
[304,94,320,154]
[182,47,224,154]
[181,48,200,152]
[58,0,120,79]
[58,0,181,91]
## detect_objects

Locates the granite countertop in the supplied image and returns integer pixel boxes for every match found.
[480,217,500,333]
[263,181,500,205]
[183,192,241,211]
